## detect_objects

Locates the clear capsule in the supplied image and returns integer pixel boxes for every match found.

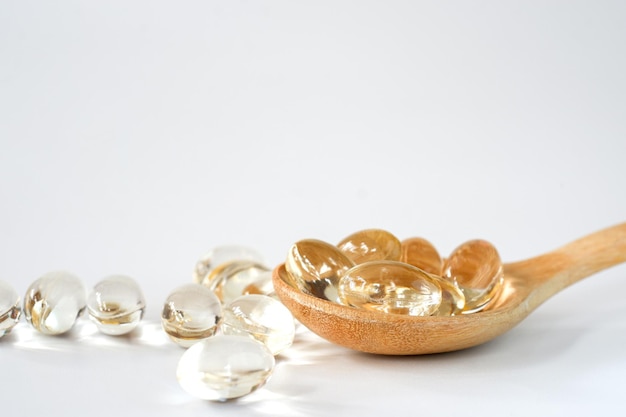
[338,261,442,316]
[221,294,295,355]
[23,271,86,335]
[203,260,273,305]
[400,237,443,275]
[426,273,465,316]
[161,283,223,347]
[177,335,275,401]
[285,239,355,302]
[193,246,267,284]
[0,280,21,338]
[337,228,402,264]
[87,275,145,336]
[442,239,503,313]
[241,273,276,299]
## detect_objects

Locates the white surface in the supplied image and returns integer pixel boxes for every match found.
[1,1,625,416]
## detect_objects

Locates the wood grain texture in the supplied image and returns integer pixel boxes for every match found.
[272,223,626,355]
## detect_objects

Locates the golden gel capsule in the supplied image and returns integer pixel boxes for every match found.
[400,237,443,275]
[442,239,503,313]
[285,239,355,302]
[338,261,442,316]
[425,273,465,316]
[337,229,402,264]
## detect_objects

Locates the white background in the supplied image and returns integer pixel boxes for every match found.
[1,1,625,416]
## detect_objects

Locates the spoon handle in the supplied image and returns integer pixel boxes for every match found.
[506,222,626,305]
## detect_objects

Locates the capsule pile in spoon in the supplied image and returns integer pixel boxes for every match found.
[285,229,503,316]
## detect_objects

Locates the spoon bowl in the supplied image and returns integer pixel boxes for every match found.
[272,223,626,355]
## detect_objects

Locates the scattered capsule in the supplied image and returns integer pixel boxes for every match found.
[177,335,275,401]
[0,280,21,338]
[203,260,272,304]
[23,271,86,335]
[162,283,223,347]
[87,275,145,336]
[221,294,295,355]
[193,245,266,284]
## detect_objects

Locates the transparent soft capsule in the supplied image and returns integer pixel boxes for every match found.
[193,246,267,284]
[241,273,276,299]
[87,275,145,336]
[221,294,295,355]
[338,261,442,316]
[426,273,465,316]
[23,271,86,335]
[442,239,503,313]
[0,280,21,338]
[337,228,402,264]
[162,283,223,347]
[400,237,443,275]
[177,335,275,401]
[203,260,273,305]
[285,239,355,302]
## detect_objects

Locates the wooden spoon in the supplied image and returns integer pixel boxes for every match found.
[272,223,626,355]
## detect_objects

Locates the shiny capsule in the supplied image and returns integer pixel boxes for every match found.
[337,229,402,264]
[400,237,442,275]
[177,335,275,401]
[285,239,355,302]
[23,271,86,335]
[193,245,266,284]
[442,239,503,313]
[87,275,145,336]
[426,273,465,316]
[0,280,21,338]
[161,283,223,347]
[338,261,442,316]
[221,294,295,355]
[241,273,275,299]
[203,260,273,304]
